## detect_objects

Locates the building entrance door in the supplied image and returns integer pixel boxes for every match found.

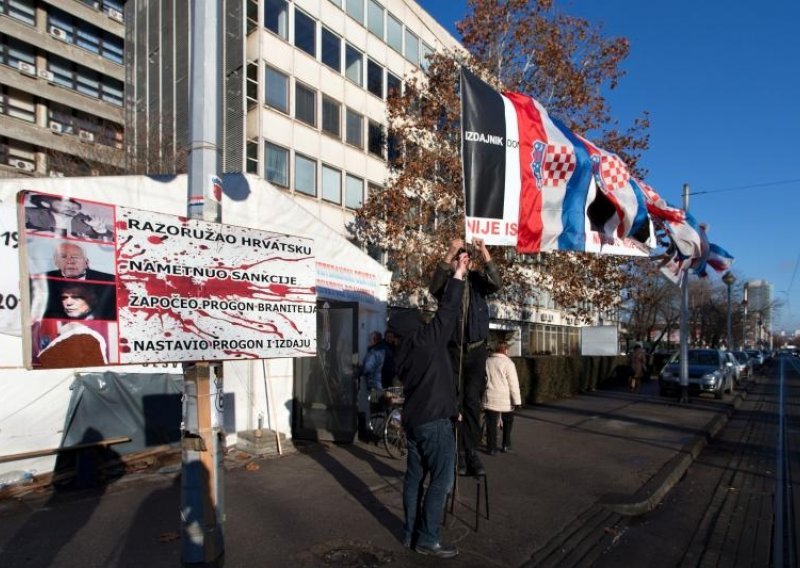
[292,300,358,442]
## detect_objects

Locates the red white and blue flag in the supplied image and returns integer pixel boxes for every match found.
[707,243,735,272]
[459,67,733,279]
[460,68,651,256]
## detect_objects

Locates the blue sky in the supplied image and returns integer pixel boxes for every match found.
[417,0,800,333]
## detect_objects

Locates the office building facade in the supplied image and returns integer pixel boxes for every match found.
[125,0,458,232]
[0,0,124,178]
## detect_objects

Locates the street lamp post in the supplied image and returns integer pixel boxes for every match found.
[723,272,736,351]
[742,283,749,349]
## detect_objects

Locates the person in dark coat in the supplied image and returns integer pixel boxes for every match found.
[389,251,468,558]
[25,194,113,241]
[429,237,502,476]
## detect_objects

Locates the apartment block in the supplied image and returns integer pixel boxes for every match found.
[0,0,125,177]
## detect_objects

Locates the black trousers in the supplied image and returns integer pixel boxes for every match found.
[485,410,515,451]
[448,343,488,454]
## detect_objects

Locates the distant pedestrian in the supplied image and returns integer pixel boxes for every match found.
[388,251,468,558]
[629,344,647,392]
[483,343,522,455]
[361,331,388,391]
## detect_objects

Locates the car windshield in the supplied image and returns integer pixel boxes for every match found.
[733,352,748,363]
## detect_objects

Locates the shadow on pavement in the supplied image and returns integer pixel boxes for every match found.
[0,427,121,568]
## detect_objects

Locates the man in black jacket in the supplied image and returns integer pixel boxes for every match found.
[429,238,502,476]
[389,252,468,559]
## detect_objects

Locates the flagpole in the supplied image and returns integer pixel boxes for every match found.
[679,184,690,404]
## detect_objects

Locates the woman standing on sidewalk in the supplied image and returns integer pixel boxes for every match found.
[483,343,522,455]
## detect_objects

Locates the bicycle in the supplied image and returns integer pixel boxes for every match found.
[367,386,407,459]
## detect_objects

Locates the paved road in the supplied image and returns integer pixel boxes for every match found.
[595,354,800,567]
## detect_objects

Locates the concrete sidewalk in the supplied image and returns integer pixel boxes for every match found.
[0,379,744,568]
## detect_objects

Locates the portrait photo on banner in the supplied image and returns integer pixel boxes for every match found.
[23,191,116,242]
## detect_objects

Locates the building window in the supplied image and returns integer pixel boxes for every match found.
[265,142,289,187]
[246,0,259,34]
[345,174,363,209]
[404,29,419,65]
[264,0,289,39]
[321,27,341,72]
[345,108,363,148]
[328,0,342,7]
[367,59,383,98]
[322,95,341,138]
[387,130,401,165]
[386,72,401,99]
[246,139,258,174]
[344,43,362,86]
[322,165,342,204]
[4,89,34,123]
[48,8,124,64]
[345,0,364,24]
[265,66,289,113]
[4,0,35,26]
[1,36,35,69]
[295,83,316,127]
[294,9,316,58]
[100,76,123,106]
[387,13,403,53]
[420,42,434,71]
[45,55,123,106]
[246,61,259,109]
[368,120,385,158]
[295,153,317,196]
[367,0,384,39]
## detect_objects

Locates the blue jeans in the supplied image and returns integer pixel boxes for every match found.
[403,418,456,547]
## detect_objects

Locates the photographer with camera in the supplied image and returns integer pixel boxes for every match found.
[429,237,502,476]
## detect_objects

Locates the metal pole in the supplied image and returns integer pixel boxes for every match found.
[726,283,733,351]
[679,184,690,403]
[742,284,748,350]
[182,0,224,565]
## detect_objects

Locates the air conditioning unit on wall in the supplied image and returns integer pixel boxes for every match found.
[49,26,68,41]
[17,61,36,75]
[11,159,35,172]
[49,121,64,134]
[105,8,123,22]
[38,69,55,82]
[79,130,95,142]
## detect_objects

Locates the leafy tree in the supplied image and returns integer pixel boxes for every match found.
[354,0,649,318]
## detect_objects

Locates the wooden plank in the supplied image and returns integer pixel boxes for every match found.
[0,436,132,464]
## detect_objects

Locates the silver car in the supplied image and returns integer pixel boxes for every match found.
[659,349,736,399]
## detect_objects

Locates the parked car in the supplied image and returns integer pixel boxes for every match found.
[659,349,735,399]
[731,351,751,381]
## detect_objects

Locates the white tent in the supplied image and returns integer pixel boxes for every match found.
[0,173,391,476]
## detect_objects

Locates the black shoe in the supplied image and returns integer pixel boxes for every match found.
[415,541,459,558]
[488,448,500,456]
[501,446,516,454]
[467,452,486,475]
[402,536,412,549]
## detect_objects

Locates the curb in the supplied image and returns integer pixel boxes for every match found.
[600,388,747,517]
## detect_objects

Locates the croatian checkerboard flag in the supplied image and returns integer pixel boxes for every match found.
[460,68,651,255]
